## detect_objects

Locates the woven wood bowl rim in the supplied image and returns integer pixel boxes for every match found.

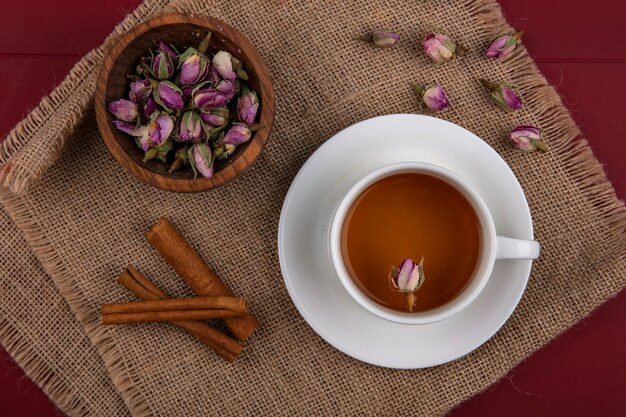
[95,13,275,192]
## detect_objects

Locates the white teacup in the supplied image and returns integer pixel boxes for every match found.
[329,162,540,325]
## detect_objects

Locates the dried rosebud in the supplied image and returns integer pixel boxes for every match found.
[143,137,173,163]
[108,99,138,122]
[207,63,221,84]
[230,56,249,80]
[237,91,259,125]
[222,123,252,145]
[360,29,400,48]
[158,41,177,63]
[113,120,137,135]
[115,114,174,152]
[388,258,425,312]
[213,143,237,160]
[189,143,214,178]
[154,81,184,111]
[508,125,548,152]
[423,32,459,64]
[129,79,152,102]
[486,31,523,59]
[178,47,211,85]
[169,145,190,173]
[192,83,229,111]
[140,114,175,151]
[413,84,449,112]
[212,51,236,81]
[216,79,235,101]
[177,111,204,142]
[389,258,425,292]
[181,85,194,101]
[199,107,229,127]
[152,49,175,80]
[480,79,522,111]
[142,98,158,119]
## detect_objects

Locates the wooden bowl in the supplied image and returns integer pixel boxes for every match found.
[95,14,275,192]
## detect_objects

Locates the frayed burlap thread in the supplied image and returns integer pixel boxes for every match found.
[0,207,129,417]
[0,0,624,416]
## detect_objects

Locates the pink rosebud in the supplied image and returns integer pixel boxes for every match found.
[199,107,229,127]
[108,99,138,122]
[237,91,259,125]
[212,51,236,81]
[142,98,158,119]
[129,79,152,102]
[222,123,252,145]
[207,63,221,84]
[485,31,523,59]
[177,111,204,142]
[215,79,235,101]
[113,120,137,135]
[141,115,174,151]
[389,258,425,292]
[155,81,184,111]
[179,47,210,85]
[413,84,449,112]
[158,41,177,63]
[360,29,400,48]
[143,137,173,163]
[423,32,457,64]
[116,115,174,152]
[192,83,228,111]
[189,143,214,178]
[152,50,175,79]
[388,258,425,312]
[181,85,194,101]
[480,79,522,111]
[509,125,548,152]
[500,86,522,110]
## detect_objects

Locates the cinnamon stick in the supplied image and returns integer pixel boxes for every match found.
[145,218,260,341]
[117,266,243,362]
[102,309,244,324]
[102,296,247,315]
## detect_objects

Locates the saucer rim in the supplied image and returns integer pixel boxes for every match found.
[278,114,534,369]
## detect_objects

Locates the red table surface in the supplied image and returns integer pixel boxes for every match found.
[0,1,624,416]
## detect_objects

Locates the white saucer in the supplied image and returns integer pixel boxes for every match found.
[278,114,535,369]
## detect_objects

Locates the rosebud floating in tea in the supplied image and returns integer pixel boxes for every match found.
[359,29,400,48]
[480,79,522,111]
[413,84,449,112]
[388,258,425,312]
[106,31,262,179]
[485,31,523,59]
[508,125,548,152]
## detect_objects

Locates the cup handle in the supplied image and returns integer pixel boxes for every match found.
[495,236,540,260]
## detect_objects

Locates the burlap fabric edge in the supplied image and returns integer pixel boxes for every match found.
[0,0,624,415]
[0,0,173,414]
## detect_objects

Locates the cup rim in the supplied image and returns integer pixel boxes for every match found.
[329,161,497,325]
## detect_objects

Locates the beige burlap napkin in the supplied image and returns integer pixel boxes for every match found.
[1,0,624,415]
[0,208,129,416]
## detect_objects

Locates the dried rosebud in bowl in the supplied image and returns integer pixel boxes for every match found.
[96,14,275,192]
